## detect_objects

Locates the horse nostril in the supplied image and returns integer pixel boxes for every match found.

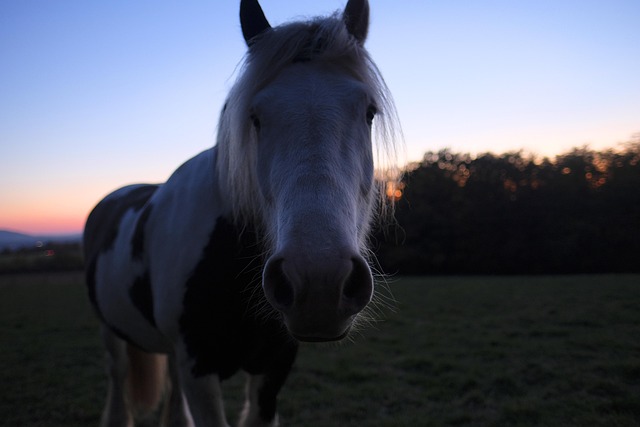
[263,257,294,311]
[342,256,373,314]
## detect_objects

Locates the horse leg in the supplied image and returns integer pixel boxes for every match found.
[161,354,194,427]
[100,326,133,427]
[238,374,280,427]
[175,349,229,427]
[239,345,298,427]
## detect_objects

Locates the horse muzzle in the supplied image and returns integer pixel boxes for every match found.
[262,250,373,342]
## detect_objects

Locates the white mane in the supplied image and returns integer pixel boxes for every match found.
[216,13,401,222]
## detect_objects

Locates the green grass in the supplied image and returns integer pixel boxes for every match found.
[0,272,104,426]
[1,273,639,426]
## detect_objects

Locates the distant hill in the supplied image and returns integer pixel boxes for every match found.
[0,230,82,251]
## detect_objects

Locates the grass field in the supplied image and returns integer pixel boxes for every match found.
[0,272,639,426]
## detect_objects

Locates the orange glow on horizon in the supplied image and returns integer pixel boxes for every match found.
[0,179,114,235]
[1,214,85,235]
[386,181,405,201]
[1,198,89,235]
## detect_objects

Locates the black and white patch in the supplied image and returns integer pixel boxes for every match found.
[179,216,298,381]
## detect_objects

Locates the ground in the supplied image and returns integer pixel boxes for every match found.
[0,272,638,426]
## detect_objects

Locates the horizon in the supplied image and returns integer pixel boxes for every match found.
[4,140,637,236]
[0,228,83,237]
[2,0,639,235]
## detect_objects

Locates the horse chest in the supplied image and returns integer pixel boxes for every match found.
[178,217,296,379]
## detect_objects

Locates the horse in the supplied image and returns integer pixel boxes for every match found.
[83,0,399,425]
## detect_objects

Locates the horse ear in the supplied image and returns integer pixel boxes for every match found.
[240,0,271,45]
[343,0,370,44]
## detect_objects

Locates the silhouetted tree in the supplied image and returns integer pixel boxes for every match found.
[374,135,640,275]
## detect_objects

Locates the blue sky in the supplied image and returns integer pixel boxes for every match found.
[1,0,639,233]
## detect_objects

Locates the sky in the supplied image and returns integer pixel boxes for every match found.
[1,0,639,235]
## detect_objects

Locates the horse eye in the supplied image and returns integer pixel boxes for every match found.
[366,105,377,126]
[250,114,261,132]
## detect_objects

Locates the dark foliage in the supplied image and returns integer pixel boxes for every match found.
[3,138,638,276]
[375,136,640,275]
[0,242,84,274]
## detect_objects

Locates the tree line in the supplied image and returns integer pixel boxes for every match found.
[2,137,638,276]
[0,242,84,274]
[374,135,640,275]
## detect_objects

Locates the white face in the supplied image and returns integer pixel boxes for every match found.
[251,62,378,341]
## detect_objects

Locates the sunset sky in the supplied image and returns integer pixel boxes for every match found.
[2,0,639,234]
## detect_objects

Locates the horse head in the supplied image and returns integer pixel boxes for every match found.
[222,0,396,342]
